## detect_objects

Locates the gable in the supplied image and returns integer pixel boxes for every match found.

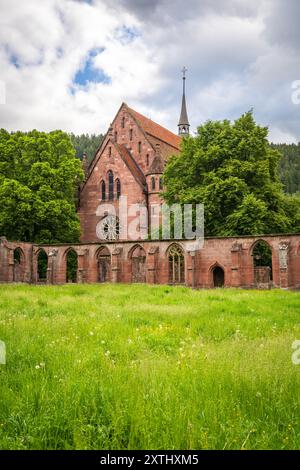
[81,102,181,191]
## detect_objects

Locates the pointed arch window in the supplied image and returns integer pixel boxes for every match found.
[116,178,121,199]
[108,170,114,200]
[168,244,185,284]
[138,141,142,153]
[146,154,149,166]
[129,129,133,141]
[121,117,125,128]
[151,176,156,191]
[159,177,163,190]
[101,180,106,200]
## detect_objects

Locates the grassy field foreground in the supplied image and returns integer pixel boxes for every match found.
[0,283,300,450]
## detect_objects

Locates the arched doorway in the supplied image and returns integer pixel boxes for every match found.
[131,245,146,283]
[252,240,272,287]
[37,250,48,283]
[168,244,185,285]
[66,249,78,283]
[13,248,25,282]
[213,266,225,287]
[97,247,111,283]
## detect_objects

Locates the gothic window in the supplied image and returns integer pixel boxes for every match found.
[37,250,48,283]
[101,180,106,200]
[252,240,273,285]
[138,141,142,153]
[13,248,24,282]
[97,247,111,283]
[131,245,146,283]
[129,129,133,141]
[168,245,185,284]
[114,131,117,142]
[146,154,149,166]
[108,146,112,157]
[121,117,125,128]
[151,176,156,191]
[66,249,78,283]
[159,177,163,190]
[108,170,114,200]
[97,215,120,240]
[116,178,121,199]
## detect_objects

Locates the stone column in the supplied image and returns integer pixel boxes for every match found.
[47,248,58,284]
[230,241,242,287]
[185,250,194,288]
[77,248,89,283]
[111,247,123,283]
[278,241,290,288]
[147,246,158,284]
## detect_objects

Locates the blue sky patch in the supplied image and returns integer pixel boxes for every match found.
[115,25,140,44]
[73,48,110,87]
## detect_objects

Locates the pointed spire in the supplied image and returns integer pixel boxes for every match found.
[178,66,190,136]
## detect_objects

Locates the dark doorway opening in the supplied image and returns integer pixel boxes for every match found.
[213,266,225,287]
[37,250,48,283]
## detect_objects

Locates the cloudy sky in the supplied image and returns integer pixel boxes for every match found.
[0,0,299,142]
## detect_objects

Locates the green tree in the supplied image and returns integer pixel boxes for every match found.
[163,111,297,236]
[272,142,300,193]
[0,129,84,243]
[69,133,103,162]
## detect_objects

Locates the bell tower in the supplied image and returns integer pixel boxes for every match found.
[178,66,190,136]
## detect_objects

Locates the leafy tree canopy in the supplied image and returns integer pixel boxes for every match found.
[163,111,300,236]
[69,133,103,163]
[0,129,84,243]
[272,142,300,194]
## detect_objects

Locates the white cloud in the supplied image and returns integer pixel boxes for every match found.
[0,0,299,143]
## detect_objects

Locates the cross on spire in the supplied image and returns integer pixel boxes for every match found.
[178,66,190,136]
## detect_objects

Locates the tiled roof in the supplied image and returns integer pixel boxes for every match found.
[127,106,181,150]
[114,143,147,192]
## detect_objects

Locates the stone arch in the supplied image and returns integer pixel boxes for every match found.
[37,249,48,283]
[251,239,273,287]
[129,244,146,283]
[64,248,78,283]
[13,247,25,282]
[96,246,111,283]
[168,243,185,285]
[210,262,225,288]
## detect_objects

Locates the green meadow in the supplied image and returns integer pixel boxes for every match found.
[0,283,300,450]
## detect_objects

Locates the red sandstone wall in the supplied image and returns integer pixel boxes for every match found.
[0,239,33,283]
[79,104,157,243]
[1,234,300,289]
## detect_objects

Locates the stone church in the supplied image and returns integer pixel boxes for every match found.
[1,72,300,289]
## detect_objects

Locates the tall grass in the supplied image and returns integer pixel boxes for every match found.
[0,283,300,449]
